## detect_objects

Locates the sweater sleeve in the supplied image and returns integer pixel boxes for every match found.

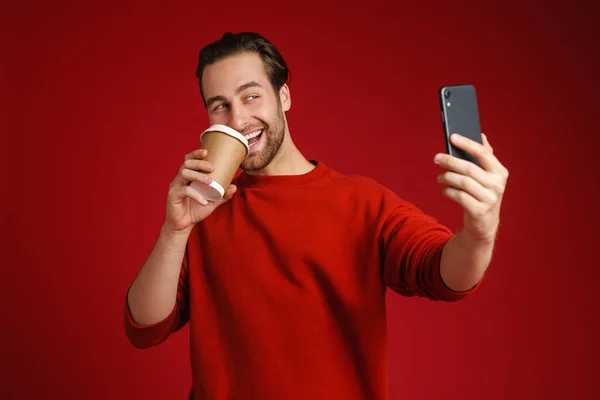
[379,199,481,301]
[123,247,191,349]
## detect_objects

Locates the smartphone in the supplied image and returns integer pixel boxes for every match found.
[439,84,483,166]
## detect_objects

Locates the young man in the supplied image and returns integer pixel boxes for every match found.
[124,32,509,399]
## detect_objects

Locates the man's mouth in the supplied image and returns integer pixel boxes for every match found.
[244,129,263,148]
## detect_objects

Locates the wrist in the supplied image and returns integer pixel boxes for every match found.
[160,223,193,241]
[461,227,496,248]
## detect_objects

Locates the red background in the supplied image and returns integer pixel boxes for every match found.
[2,0,599,399]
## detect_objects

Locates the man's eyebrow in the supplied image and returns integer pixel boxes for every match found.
[206,81,264,109]
[235,81,263,94]
[206,95,226,108]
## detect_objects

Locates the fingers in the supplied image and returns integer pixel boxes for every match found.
[172,149,214,187]
[172,180,233,207]
[435,133,509,183]
[166,149,239,222]
[437,171,496,203]
[446,133,502,173]
[481,133,492,151]
[442,186,481,215]
[183,185,209,206]
[434,152,495,189]
[169,183,209,206]
[184,148,207,160]
[175,183,237,209]
[436,132,508,223]
[221,184,237,202]
[180,169,212,186]
[481,133,510,179]
[183,158,215,173]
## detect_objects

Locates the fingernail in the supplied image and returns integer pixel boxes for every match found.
[452,134,461,142]
[434,154,442,163]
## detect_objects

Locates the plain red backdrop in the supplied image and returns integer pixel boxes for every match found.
[2,0,599,399]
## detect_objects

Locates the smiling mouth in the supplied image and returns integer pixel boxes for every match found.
[244,129,263,147]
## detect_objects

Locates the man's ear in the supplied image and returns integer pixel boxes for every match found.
[279,84,291,112]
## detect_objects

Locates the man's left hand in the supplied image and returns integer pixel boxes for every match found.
[434,133,509,243]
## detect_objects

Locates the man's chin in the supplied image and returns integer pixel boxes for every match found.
[240,155,268,173]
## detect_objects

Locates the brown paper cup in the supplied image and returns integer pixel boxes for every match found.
[190,124,249,201]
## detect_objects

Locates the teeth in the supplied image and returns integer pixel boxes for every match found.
[244,130,262,140]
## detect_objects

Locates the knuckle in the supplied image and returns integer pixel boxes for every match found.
[465,164,477,177]
[469,207,482,219]
[183,170,198,183]
[492,179,504,194]
[189,169,207,182]
[496,183,505,196]
[184,159,196,169]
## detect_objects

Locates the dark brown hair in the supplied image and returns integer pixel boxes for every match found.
[196,32,291,107]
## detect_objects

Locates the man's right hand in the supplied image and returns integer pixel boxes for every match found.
[164,148,237,233]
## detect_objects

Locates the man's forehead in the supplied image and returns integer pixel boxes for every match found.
[202,53,269,97]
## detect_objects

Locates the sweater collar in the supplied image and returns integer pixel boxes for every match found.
[235,160,330,188]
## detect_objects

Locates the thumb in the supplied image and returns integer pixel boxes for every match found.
[216,184,237,206]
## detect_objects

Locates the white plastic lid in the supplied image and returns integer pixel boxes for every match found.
[200,124,250,156]
[189,180,225,202]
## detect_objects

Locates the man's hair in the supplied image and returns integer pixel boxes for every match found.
[195,32,291,108]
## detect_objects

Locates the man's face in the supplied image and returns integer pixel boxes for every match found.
[201,52,291,172]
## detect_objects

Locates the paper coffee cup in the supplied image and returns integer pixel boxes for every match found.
[190,124,249,201]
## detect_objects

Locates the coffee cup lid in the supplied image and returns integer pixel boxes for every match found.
[200,124,250,155]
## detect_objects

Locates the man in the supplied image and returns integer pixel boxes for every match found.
[124,32,509,399]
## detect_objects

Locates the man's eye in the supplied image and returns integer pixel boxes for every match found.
[214,104,227,111]
[247,95,258,101]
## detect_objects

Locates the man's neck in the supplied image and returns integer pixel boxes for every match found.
[246,138,314,177]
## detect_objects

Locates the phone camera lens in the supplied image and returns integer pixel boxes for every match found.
[444,90,451,99]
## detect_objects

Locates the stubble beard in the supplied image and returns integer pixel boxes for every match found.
[240,102,286,172]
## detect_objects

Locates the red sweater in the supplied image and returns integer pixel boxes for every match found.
[124,160,480,399]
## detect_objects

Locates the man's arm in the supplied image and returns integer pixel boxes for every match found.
[434,132,509,291]
[440,229,494,292]
[127,225,192,326]
[124,147,238,348]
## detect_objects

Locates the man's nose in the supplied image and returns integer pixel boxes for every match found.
[229,104,251,133]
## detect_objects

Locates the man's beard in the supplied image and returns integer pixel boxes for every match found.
[240,102,286,172]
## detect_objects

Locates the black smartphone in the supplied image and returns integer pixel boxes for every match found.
[439,84,483,166]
